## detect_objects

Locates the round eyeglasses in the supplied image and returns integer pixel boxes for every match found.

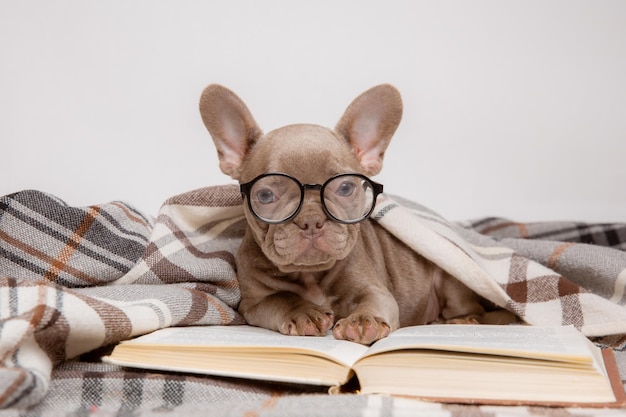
[239,173,384,224]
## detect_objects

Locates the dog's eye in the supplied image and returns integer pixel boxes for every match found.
[335,181,356,197]
[255,188,277,204]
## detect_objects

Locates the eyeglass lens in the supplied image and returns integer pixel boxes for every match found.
[247,174,376,223]
[248,175,301,222]
[323,176,375,221]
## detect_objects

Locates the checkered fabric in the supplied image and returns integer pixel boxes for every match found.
[1,186,625,415]
[464,217,626,250]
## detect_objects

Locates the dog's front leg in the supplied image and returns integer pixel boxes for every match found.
[239,291,335,337]
[332,285,400,345]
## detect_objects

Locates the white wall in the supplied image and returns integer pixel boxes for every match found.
[2,1,625,222]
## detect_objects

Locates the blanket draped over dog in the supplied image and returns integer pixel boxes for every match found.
[1,185,625,415]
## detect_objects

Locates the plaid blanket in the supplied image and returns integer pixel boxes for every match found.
[1,186,625,415]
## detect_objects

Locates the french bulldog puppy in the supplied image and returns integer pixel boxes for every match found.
[200,84,516,345]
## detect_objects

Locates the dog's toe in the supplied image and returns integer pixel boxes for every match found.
[280,307,334,336]
[333,314,390,345]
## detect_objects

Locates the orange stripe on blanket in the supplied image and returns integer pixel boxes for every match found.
[204,290,238,325]
[548,242,576,272]
[481,221,529,238]
[0,230,101,285]
[111,202,152,233]
[243,391,283,417]
[43,206,101,282]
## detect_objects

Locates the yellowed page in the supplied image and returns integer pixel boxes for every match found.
[363,324,599,364]
[120,325,369,366]
[104,325,369,386]
[356,351,616,403]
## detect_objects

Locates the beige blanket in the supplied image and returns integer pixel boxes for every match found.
[1,186,625,414]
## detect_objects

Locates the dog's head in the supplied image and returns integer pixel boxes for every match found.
[199,84,402,273]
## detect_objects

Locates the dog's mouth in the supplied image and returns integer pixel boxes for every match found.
[291,229,341,265]
[263,219,358,271]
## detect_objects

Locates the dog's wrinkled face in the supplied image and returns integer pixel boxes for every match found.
[199,83,402,273]
[240,124,365,272]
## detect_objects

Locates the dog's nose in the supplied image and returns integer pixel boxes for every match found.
[295,214,325,232]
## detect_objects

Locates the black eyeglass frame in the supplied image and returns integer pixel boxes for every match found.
[239,172,384,225]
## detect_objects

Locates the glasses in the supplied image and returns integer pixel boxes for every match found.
[240,173,384,224]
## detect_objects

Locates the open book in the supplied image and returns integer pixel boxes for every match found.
[103,324,625,407]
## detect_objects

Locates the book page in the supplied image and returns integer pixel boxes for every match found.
[124,325,369,367]
[363,325,598,363]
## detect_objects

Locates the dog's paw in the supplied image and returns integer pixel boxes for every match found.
[444,314,481,324]
[332,313,390,345]
[278,306,334,337]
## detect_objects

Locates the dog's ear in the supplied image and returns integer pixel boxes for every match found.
[199,84,263,180]
[335,84,402,176]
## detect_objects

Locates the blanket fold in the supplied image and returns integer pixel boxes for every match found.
[1,186,625,410]
[1,187,245,408]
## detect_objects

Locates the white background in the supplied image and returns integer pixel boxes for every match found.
[2,1,625,222]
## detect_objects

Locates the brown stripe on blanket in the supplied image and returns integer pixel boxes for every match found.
[139,241,201,284]
[73,290,134,347]
[0,368,33,409]
[176,287,240,326]
[34,306,70,364]
[160,214,237,263]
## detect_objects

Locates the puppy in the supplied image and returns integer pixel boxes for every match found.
[200,84,516,345]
